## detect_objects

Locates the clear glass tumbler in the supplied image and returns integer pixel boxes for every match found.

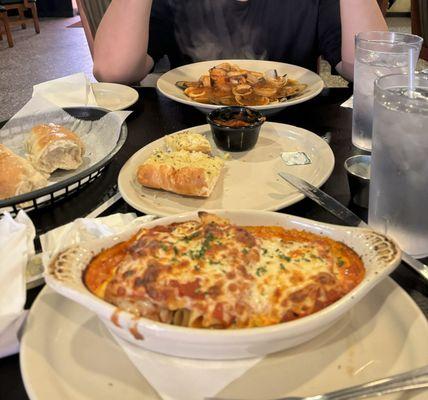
[369,73,428,257]
[352,31,422,151]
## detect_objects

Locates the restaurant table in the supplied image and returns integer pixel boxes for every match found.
[0,87,427,400]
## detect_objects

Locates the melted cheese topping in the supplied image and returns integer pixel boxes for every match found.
[144,150,224,177]
[84,213,365,329]
[165,131,211,153]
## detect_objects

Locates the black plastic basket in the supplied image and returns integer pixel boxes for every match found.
[0,107,128,215]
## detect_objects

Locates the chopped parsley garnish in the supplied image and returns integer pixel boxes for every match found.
[256,266,267,276]
[242,248,249,255]
[194,265,201,271]
[278,254,291,262]
[161,244,169,252]
[198,232,215,257]
[187,249,199,260]
[173,246,179,255]
[187,232,215,259]
[280,263,286,271]
[183,231,200,242]
[261,248,268,255]
[337,258,345,267]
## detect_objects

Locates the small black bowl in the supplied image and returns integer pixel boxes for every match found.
[207,106,266,152]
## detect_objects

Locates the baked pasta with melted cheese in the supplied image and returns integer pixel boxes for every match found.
[84,212,365,329]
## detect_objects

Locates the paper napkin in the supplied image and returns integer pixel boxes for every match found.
[0,211,35,358]
[340,96,353,109]
[32,72,98,108]
[40,213,157,268]
[109,331,262,400]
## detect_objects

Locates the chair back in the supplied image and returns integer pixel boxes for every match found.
[76,0,111,56]
[411,0,428,60]
[377,0,388,15]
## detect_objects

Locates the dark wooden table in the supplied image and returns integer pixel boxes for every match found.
[1,87,427,400]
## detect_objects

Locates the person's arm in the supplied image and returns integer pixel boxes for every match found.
[93,0,154,84]
[339,0,388,81]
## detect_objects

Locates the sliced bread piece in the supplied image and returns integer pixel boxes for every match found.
[27,123,85,174]
[0,144,48,200]
[136,149,224,197]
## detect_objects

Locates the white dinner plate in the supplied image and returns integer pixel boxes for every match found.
[20,279,428,400]
[157,59,324,114]
[91,83,139,111]
[118,122,334,216]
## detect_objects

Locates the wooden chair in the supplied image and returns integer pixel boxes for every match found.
[0,5,14,47]
[411,0,428,61]
[0,0,40,37]
[76,0,111,56]
[377,0,389,15]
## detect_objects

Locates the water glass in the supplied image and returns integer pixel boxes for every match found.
[352,31,422,151]
[369,73,428,258]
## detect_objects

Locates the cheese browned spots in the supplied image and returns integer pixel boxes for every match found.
[84,213,365,329]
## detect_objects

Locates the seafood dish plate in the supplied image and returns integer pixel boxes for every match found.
[117,123,335,216]
[175,62,307,106]
[157,59,324,114]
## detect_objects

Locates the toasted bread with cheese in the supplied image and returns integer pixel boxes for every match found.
[164,131,211,154]
[136,150,224,197]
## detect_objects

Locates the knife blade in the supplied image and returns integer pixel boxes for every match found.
[278,172,428,281]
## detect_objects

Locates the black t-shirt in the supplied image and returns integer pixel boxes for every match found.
[147,0,341,72]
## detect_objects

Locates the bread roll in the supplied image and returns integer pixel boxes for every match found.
[0,144,48,200]
[27,123,85,174]
[137,150,224,197]
[164,131,211,154]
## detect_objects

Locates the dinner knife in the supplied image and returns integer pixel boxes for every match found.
[278,172,428,282]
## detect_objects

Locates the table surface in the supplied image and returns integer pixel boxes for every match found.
[1,87,427,400]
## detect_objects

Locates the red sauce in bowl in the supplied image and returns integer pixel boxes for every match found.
[213,118,253,127]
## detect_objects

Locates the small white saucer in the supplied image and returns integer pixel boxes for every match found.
[91,83,139,111]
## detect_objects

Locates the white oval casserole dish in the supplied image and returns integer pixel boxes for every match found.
[45,210,401,360]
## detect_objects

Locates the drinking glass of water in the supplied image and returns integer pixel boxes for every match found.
[352,31,422,151]
[369,72,428,258]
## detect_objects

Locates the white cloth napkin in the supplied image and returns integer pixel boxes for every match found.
[0,211,35,358]
[341,95,353,109]
[32,73,98,108]
[40,213,157,268]
[108,330,262,400]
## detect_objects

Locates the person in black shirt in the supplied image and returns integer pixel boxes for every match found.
[93,0,387,84]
